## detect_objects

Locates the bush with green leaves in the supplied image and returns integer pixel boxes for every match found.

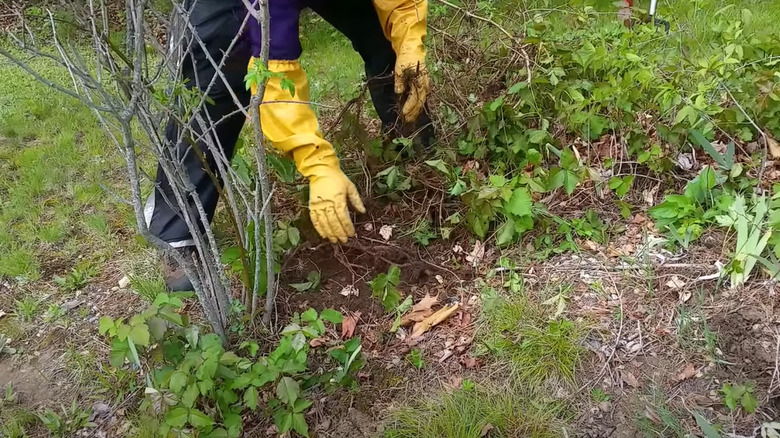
[99,293,364,437]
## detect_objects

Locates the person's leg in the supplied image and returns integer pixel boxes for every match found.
[306,0,435,147]
[147,2,251,289]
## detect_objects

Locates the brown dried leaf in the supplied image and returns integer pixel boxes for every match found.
[461,356,479,369]
[341,311,361,339]
[675,363,696,382]
[410,303,460,339]
[621,370,640,388]
[480,423,494,437]
[768,136,780,158]
[400,294,440,326]
[309,338,326,347]
[644,405,661,424]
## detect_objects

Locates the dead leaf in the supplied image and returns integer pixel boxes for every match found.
[341,311,361,339]
[665,275,685,290]
[769,136,780,158]
[644,405,661,424]
[675,363,696,382]
[439,349,453,362]
[410,303,460,339]
[460,312,472,327]
[310,338,326,347]
[630,214,646,224]
[480,423,494,437]
[435,275,444,284]
[679,290,692,304]
[621,370,640,388]
[339,285,359,297]
[400,294,440,326]
[449,376,463,389]
[379,225,393,241]
[583,240,600,252]
[0,310,6,319]
[461,355,479,369]
[363,223,374,232]
[465,241,485,267]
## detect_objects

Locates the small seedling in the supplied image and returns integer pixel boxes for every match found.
[0,334,16,356]
[407,349,425,369]
[721,382,758,414]
[591,388,611,402]
[461,379,476,391]
[2,383,17,406]
[53,265,95,291]
[368,266,402,313]
[43,304,66,323]
[14,297,39,322]
[412,220,437,246]
[289,271,321,292]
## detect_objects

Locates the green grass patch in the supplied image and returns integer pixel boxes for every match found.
[477,280,585,385]
[383,384,565,438]
[0,48,132,282]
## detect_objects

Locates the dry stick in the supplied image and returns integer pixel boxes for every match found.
[242,0,277,324]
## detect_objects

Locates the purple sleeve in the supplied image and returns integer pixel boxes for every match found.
[245,0,303,61]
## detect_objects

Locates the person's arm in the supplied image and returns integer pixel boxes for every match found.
[372,0,429,122]
[245,2,365,243]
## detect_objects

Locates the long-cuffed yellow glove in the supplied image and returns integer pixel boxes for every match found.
[373,0,429,122]
[250,58,366,243]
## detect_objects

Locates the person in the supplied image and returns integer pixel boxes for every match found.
[145,0,432,291]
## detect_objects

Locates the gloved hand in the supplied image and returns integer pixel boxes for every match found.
[395,45,429,123]
[308,166,366,243]
[250,58,366,244]
[373,0,430,123]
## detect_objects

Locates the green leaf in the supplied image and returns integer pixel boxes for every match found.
[280,78,296,97]
[675,105,698,126]
[182,384,200,408]
[527,129,547,144]
[169,370,188,393]
[292,412,310,437]
[291,333,306,352]
[293,398,313,413]
[164,407,189,429]
[625,53,641,62]
[129,324,150,347]
[507,82,527,94]
[109,339,130,367]
[300,309,318,323]
[189,409,215,428]
[274,411,293,434]
[98,317,114,335]
[147,317,168,341]
[505,188,532,217]
[281,323,301,335]
[694,412,722,438]
[387,266,401,285]
[243,387,259,411]
[277,377,300,406]
[116,324,131,341]
[741,390,758,413]
[320,309,343,324]
[496,220,516,246]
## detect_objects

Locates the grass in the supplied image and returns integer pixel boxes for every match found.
[634,387,687,437]
[383,384,565,438]
[477,281,585,385]
[0,49,133,282]
[298,12,364,110]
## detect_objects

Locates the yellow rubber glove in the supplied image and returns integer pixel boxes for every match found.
[250,59,366,243]
[372,0,429,122]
